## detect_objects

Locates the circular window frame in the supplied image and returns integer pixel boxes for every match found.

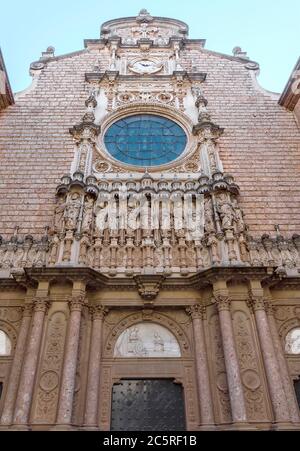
[96,103,197,173]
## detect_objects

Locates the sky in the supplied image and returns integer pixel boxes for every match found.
[0,0,299,94]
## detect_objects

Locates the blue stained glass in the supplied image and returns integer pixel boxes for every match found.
[104,114,187,167]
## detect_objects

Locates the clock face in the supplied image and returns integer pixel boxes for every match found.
[129,59,163,74]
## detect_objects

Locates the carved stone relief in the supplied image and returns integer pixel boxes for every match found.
[32,311,67,424]
[114,323,181,357]
[208,313,232,423]
[232,310,269,421]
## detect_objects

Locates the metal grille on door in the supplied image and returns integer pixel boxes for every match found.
[111,379,186,431]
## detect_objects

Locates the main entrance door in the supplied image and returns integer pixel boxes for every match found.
[111,379,186,431]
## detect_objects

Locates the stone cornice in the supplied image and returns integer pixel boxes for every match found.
[0,265,286,292]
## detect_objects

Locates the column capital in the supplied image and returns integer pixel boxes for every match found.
[68,295,86,312]
[247,295,266,312]
[213,294,231,311]
[89,305,108,320]
[186,304,206,320]
[21,303,34,317]
[33,297,50,313]
[264,300,275,316]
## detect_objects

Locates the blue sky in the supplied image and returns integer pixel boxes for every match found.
[1,0,299,94]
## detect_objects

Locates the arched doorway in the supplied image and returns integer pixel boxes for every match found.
[99,316,199,431]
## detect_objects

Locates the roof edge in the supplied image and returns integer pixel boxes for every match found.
[278,57,300,110]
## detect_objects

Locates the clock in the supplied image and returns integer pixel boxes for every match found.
[128,59,163,75]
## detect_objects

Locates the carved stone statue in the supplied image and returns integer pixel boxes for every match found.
[218,202,234,231]
[82,196,94,233]
[204,197,215,233]
[232,200,245,233]
[54,195,67,232]
[63,193,81,231]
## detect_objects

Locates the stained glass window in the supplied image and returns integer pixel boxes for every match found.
[104,114,187,167]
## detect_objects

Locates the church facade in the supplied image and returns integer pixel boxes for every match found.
[0,10,300,431]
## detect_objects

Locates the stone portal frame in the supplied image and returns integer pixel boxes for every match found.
[99,310,198,430]
[97,103,198,173]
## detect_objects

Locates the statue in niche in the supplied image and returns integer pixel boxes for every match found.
[54,195,67,232]
[204,197,215,233]
[82,196,94,233]
[232,199,246,233]
[64,193,81,231]
[218,202,234,231]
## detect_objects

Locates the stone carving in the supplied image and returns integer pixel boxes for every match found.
[0,330,12,355]
[64,193,82,231]
[32,311,67,424]
[82,196,95,234]
[204,197,215,233]
[285,328,300,354]
[114,323,181,357]
[135,275,165,301]
[209,313,232,423]
[232,311,269,421]
[54,195,67,232]
[105,311,190,358]
[217,201,234,231]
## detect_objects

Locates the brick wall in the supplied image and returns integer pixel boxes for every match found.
[0,45,299,238]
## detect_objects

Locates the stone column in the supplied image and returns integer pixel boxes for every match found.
[266,303,300,423]
[214,294,247,423]
[186,304,215,427]
[249,295,292,423]
[55,295,85,427]
[0,304,33,426]
[83,305,107,429]
[13,298,50,427]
